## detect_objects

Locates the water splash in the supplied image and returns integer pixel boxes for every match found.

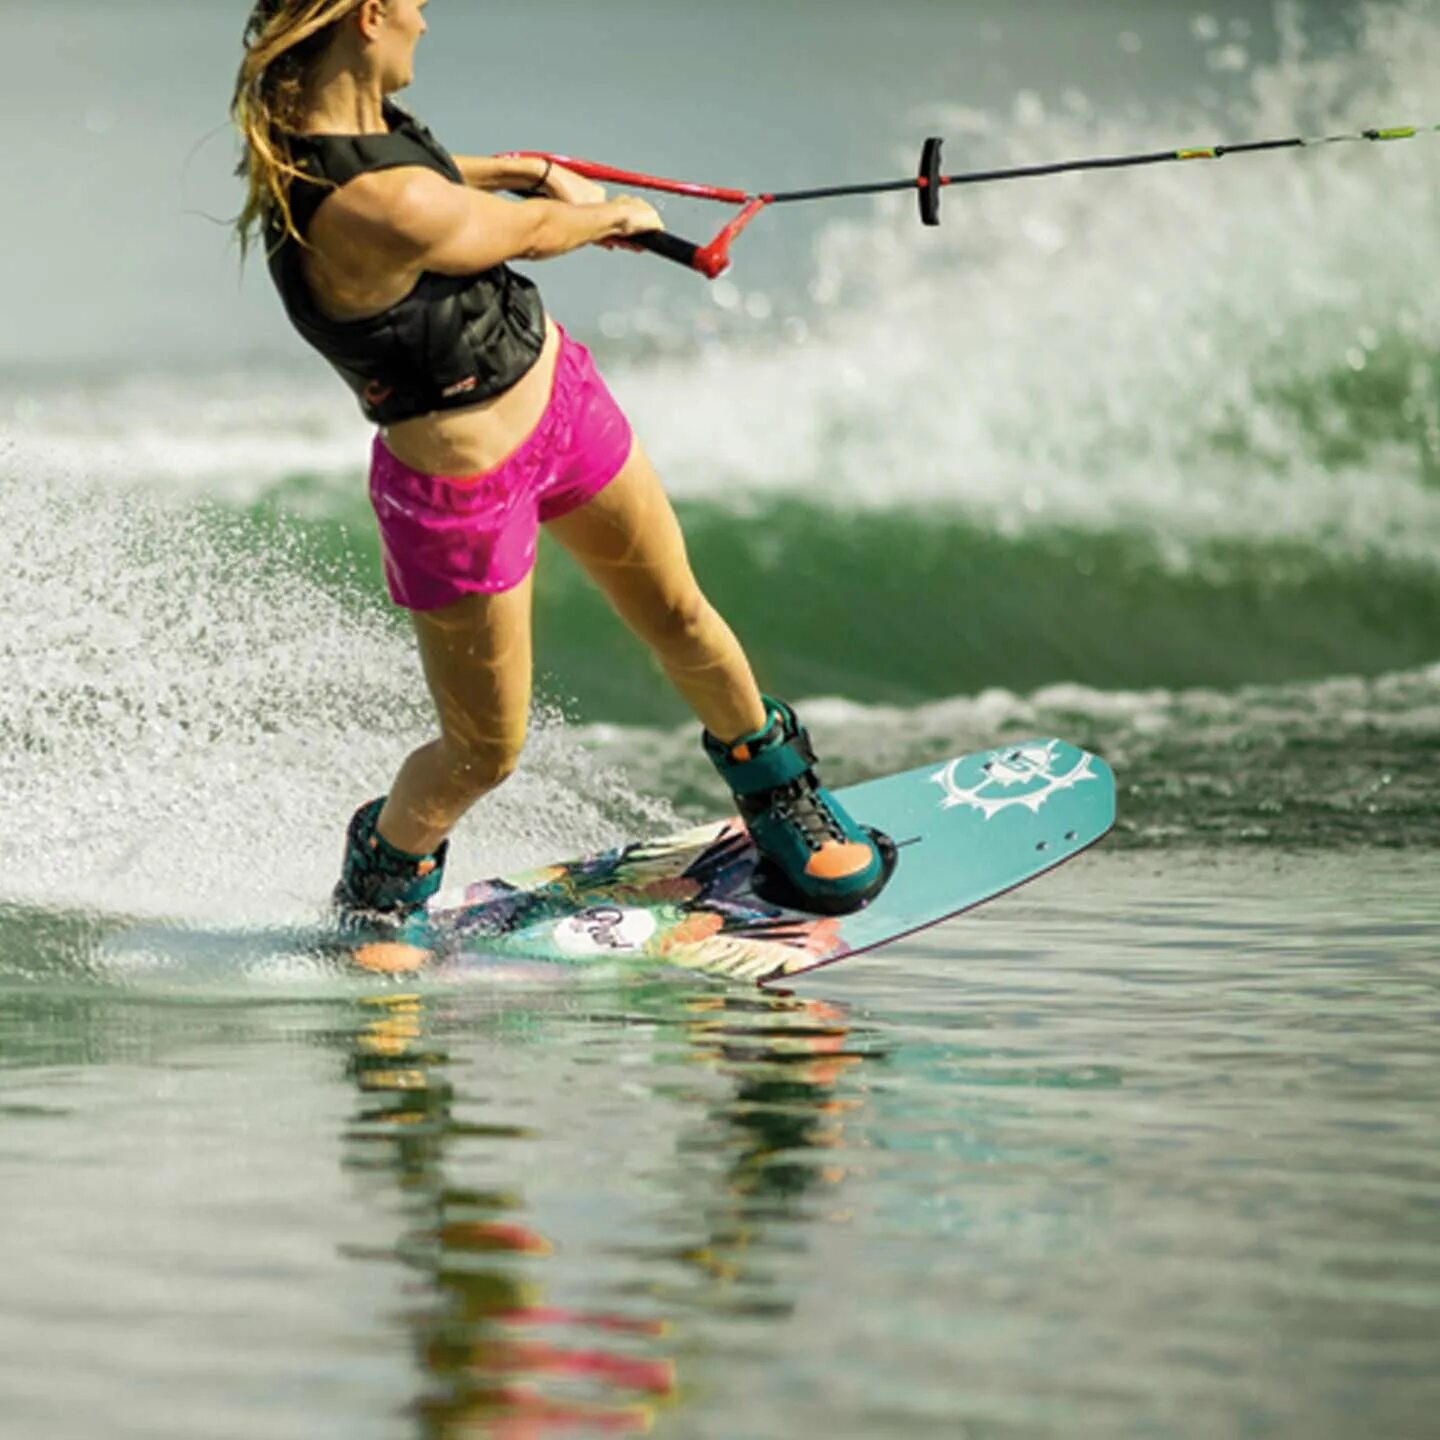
[0,477,673,925]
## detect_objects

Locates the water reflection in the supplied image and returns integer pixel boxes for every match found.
[341,987,883,1435]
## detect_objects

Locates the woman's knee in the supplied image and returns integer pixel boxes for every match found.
[439,726,526,798]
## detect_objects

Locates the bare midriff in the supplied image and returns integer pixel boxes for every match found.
[302,205,562,483]
[381,316,560,479]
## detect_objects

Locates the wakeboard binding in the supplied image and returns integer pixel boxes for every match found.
[704,697,895,916]
[332,796,448,927]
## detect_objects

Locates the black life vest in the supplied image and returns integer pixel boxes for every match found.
[266,101,547,425]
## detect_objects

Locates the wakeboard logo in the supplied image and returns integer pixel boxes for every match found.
[553,905,657,958]
[930,742,1096,819]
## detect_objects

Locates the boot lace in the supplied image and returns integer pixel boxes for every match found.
[767,777,847,853]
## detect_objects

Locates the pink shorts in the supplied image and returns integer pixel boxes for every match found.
[368,327,634,609]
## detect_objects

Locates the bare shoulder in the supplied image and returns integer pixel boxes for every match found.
[314,166,466,255]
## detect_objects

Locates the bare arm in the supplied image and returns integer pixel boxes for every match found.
[321,166,663,278]
[453,153,550,193]
[454,154,611,211]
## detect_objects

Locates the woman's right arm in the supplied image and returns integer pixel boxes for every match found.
[319,166,663,277]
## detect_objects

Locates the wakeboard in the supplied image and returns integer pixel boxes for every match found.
[355,737,1115,985]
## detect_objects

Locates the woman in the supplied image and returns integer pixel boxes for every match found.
[232,0,889,921]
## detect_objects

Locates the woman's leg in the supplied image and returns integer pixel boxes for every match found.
[377,575,535,856]
[546,442,888,914]
[543,440,767,743]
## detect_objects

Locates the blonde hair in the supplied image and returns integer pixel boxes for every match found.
[231,0,366,258]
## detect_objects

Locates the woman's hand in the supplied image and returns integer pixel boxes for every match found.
[539,162,609,207]
[534,168,665,250]
[610,195,663,235]
[597,195,664,251]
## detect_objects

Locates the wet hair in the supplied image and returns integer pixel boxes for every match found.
[231,0,368,257]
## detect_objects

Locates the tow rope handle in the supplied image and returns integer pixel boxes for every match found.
[510,151,770,279]
[516,140,944,279]
[628,198,770,279]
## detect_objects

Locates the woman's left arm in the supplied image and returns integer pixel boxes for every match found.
[454,155,609,206]
[455,154,548,192]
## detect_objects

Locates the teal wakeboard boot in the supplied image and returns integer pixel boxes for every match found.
[704,697,895,915]
[332,797,448,929]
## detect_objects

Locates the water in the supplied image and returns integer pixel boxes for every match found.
[4,854,1438,1438]
[2,0,1439,1434]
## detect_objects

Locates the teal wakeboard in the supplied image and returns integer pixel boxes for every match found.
[362,738,1114,985]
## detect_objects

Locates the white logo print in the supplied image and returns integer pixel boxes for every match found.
[930,742,1096,819]
[553,906,658,958]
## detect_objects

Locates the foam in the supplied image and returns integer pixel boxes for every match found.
[0,477,673,926]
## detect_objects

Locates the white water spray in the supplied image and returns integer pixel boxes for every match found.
[0,476,672,925]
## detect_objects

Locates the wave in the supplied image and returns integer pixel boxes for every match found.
[4,5,1439,562]
[2,467,1435,930]
[575,658,1440,852]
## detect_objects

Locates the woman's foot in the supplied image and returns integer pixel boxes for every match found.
[332,797,448,924]
[704,698,893,915]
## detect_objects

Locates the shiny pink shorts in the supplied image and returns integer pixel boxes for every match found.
[369,328,634,610]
